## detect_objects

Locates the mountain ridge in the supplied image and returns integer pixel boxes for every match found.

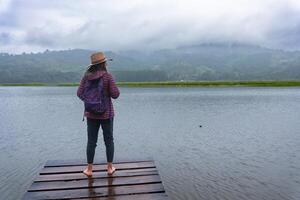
[0,43,300,83]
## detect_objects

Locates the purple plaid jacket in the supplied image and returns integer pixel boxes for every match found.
[77,70,120,119]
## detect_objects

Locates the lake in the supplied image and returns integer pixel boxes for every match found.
[0,86,299,200]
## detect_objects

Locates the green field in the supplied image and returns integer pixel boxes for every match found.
[118,81,300,87]
[0,83,49,86]
[1,80,300,87]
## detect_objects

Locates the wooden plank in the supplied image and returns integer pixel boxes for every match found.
[45,158,154,167]
[36,168,158,182]
[72,193,169,200]
[29,175,162,192]
[40,161,155,175]
[22,183,165,200]
[23,159,169,200]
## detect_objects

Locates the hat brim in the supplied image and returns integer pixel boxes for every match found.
[87,58,112,69]
[86,58,113,70]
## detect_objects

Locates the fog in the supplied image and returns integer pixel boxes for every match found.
[0,0,300,53]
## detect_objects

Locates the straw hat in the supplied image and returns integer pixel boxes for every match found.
[87,52,112,70]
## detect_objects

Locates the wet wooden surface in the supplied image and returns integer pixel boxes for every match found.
[22,159,170,200]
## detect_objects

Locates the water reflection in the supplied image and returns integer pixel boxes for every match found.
[87,177,97,199]
[87,175,116,199]
[107,176,116,199]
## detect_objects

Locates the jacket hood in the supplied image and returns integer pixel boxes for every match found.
[84,70,107,80]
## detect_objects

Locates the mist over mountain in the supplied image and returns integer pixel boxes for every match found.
[0,43,300,83]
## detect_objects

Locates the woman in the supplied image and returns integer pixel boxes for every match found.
[77,52,120,176]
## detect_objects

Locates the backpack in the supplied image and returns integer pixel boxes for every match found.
[82,77,109,115]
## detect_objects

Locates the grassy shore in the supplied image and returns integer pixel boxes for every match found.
[119,80,300,87]
[0,82,49,86]
[1,80,300,87]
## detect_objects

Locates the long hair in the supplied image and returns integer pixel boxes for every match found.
[85,61,107,76]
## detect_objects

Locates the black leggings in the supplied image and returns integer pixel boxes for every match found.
[86,117,114,163]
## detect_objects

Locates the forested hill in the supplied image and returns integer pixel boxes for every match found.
[1,43,300,83]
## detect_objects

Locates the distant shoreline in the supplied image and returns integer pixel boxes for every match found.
[1,80,300,87]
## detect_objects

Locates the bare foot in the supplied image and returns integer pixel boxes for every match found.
[107,166,116,175]
[83,168,93,177]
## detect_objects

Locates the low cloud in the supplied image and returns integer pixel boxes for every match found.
[0,0,300,53]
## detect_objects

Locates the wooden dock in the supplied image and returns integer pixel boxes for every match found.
[22,159,170,200]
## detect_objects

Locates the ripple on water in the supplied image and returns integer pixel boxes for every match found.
[1,87,300,200]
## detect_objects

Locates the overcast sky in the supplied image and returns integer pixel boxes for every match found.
[0,0,300,53]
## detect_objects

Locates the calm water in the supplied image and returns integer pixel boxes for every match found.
[0,86,300,200]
